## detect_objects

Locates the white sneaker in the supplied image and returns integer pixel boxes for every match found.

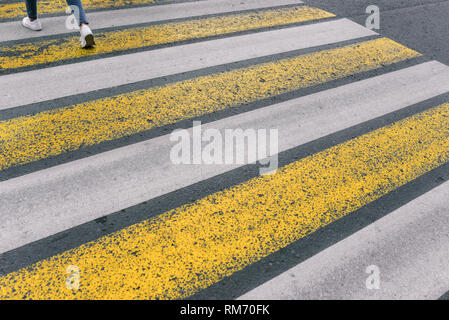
[22,17,42,31]
[80,24,95,48]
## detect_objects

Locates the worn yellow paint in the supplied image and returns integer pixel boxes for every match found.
[0,0,168,19]
[1,102,449,300]
[0,38,420,170]
[0,6,334,71]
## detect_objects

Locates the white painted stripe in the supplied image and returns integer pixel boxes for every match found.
[239,175,449,300]
[0,19,375,110]
[0,0,303,43]
[1,61,448,254]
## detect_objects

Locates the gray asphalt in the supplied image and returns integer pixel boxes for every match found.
[306,0,449,65]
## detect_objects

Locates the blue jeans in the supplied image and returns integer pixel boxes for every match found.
[25,0,89,24]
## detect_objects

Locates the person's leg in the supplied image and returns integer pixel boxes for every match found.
[66,0,95,48]
[22,0,42,30]
[24,0,38,21]
[66,0,89,25]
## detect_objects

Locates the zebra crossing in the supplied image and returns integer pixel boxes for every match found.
[1,0,449,299]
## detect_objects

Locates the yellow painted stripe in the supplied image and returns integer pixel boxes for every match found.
[0,6,334,71]
[1,102,449,300]
[0,38,420,171]
[0,0,168,20]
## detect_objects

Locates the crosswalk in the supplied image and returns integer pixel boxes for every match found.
[1,0,449,300]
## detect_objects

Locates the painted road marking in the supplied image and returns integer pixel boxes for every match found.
[0,0,170,20]
[1,101,449,299]
[0,6,334,71]
[240,172,449,300]
[0,0,303,42]
[1,61,448,254]
[0,38,419,171]
[0,19,375,110]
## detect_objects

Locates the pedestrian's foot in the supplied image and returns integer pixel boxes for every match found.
[80,24,95,48]
[22,17,42,31]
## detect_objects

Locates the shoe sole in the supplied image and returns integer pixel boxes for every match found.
[83,34,95,48]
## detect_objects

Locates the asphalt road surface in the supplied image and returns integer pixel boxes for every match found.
[0,0,448,300]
